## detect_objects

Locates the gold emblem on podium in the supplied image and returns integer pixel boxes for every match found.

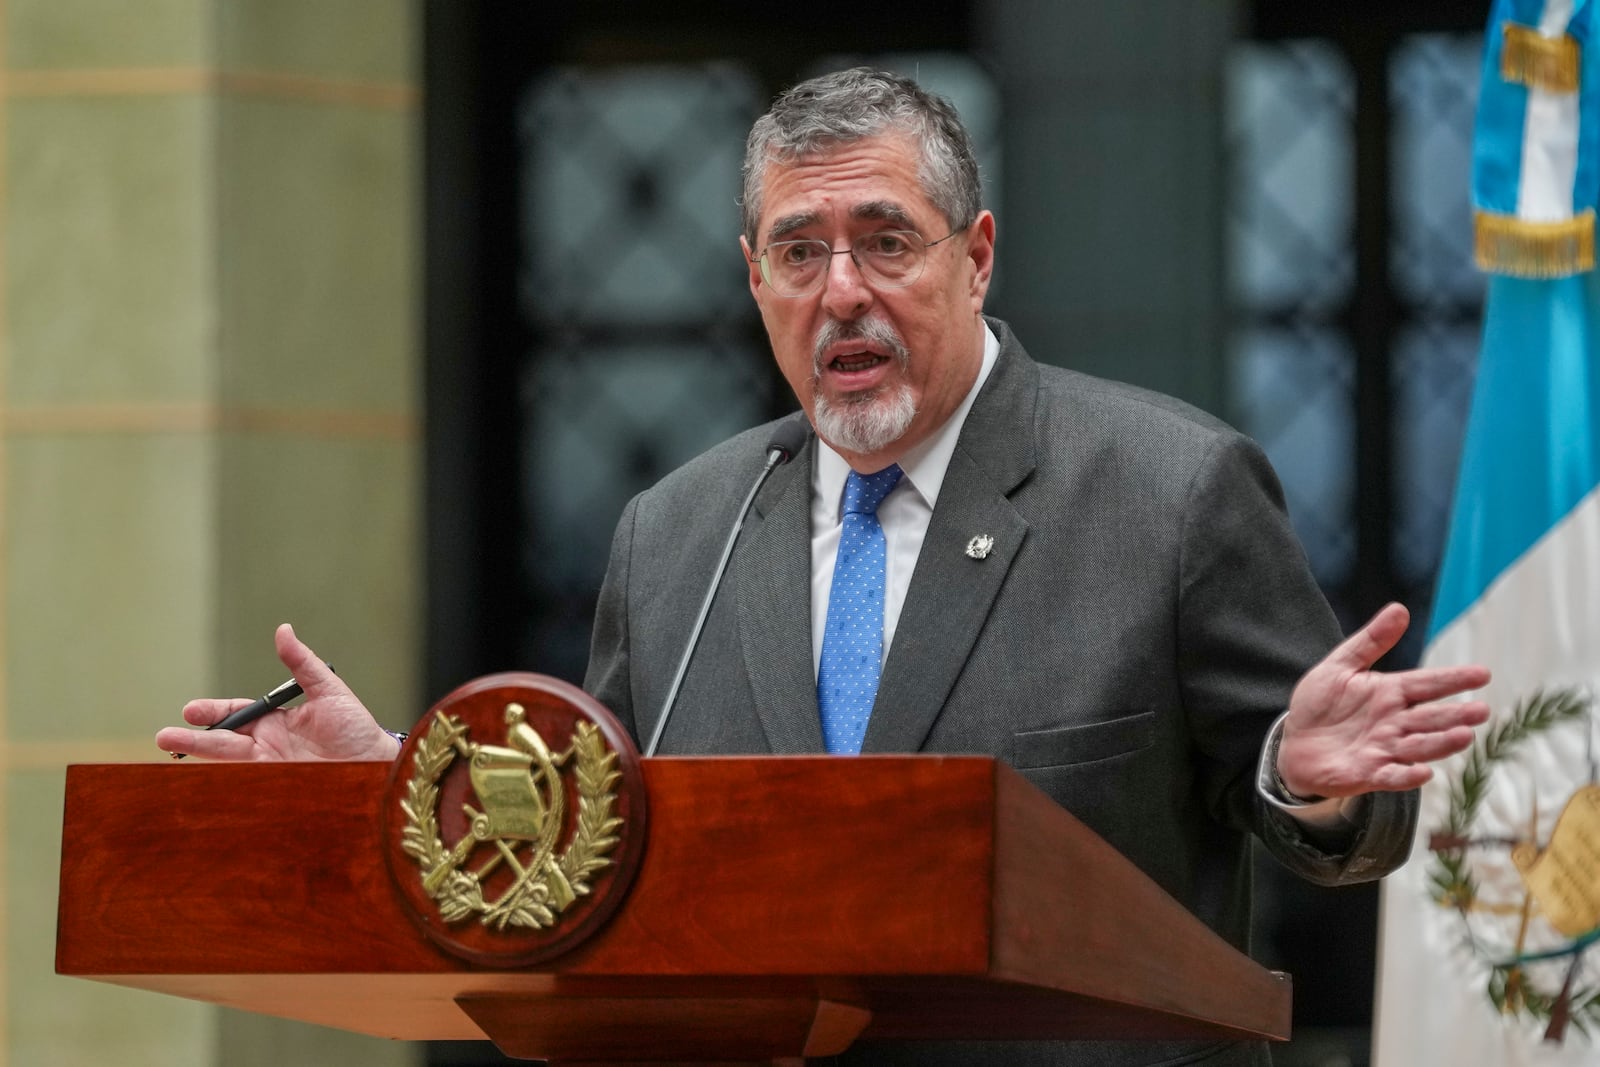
[401,704,621,929]
[382,673,647,966]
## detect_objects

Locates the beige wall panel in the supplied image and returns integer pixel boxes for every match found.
[4,1,421,1061]
[10,770,212,1066]
[6,433,216,742]
[219,0,414,83]
[6,0,210,69]
[6,94,216,408]
[216,433,417,731]
[218,97,417,415]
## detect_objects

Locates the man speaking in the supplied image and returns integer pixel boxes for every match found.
[160,69,1490,1066]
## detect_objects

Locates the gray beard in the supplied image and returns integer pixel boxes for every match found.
[812,383,917,455]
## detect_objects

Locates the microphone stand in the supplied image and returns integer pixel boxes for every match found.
[644,421,807,757]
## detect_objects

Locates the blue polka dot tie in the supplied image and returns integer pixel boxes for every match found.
[818,464,903,754]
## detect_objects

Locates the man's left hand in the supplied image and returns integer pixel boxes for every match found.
[1277,602,1490,799]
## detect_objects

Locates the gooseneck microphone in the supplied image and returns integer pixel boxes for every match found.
[644,419,809,757]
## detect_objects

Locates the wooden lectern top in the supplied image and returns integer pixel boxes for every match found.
[57,756,1289,1063]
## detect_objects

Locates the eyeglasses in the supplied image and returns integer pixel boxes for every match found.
[750,229,959,297]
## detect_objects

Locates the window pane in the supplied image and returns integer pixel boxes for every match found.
[520,64,761,327]
[1390,33,1485,309]
[1230,325,1356,587]
[1226,41,1355,314]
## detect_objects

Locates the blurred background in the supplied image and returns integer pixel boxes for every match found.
[3,1,1486,1064]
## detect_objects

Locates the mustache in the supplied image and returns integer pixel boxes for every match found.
[811,317,910,376]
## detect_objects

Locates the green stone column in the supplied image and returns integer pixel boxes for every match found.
[3,3,421,1064]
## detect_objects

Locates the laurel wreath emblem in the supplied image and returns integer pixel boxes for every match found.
[1427,687,1600,1037]
[398,710,623,930]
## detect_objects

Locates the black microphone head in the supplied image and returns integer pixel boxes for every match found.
[765,419,810,465]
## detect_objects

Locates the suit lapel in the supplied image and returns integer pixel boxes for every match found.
[862,324,1040,753]
[733,432,827,753]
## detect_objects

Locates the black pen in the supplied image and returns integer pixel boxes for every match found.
[171,664,333,759]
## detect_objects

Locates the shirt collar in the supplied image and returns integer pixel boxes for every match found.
[813,322,1001,520]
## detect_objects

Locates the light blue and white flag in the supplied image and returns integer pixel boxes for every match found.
[1375,1,1600,1063]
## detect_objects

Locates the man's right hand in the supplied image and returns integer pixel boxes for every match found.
[155,623,400,762]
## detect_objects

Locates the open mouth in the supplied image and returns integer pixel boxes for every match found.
[828,351,890,373]
[811,316,908,391]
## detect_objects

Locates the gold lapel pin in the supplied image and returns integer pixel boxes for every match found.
[965,534,995,560]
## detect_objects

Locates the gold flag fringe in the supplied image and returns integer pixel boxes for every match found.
[1474,209,1595,277]
[1501,22,1581,94]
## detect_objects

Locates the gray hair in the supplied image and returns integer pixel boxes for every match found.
[741,68,981,246]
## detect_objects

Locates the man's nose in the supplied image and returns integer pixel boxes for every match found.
[819,247,874,319]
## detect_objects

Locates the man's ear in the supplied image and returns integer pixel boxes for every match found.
[740,235,764,300]
[967,210,996,310]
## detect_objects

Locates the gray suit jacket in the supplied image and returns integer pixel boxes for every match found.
[584,320,1416,1066]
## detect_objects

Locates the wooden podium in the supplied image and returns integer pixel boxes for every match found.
[57,756,1289,1063]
